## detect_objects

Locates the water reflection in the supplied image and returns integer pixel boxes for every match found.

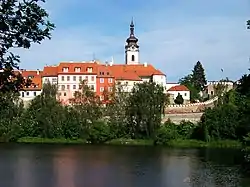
[53,148,76,187]
[0,144,248,187]
[16,150,35,187]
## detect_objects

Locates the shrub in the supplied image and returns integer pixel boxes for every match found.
[177,120,196,139]
[86,121,112,144]
[154,120,179,145]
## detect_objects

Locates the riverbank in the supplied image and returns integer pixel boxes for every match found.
[16,137,245,149]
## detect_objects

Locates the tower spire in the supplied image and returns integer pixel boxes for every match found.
[125,18,140,65]
[130,17,134,36]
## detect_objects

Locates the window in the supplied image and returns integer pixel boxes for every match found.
[99,72,104,75]
[45,78,48,82]
[131,55,135,61]
[87,67,92,73]
[64,92,66,96]
[26,92,29,96]
[79,76,82,81]
[184,93,187,96]
[58,92,62,96]
[107,72,110,75]
[100,87,104,92]
[73,85,76,89]
[67,85,70,90]
[100,78,104,83]
[63,67,69,72]
[61,76,64,81]
[108,87,113,92]
[52,78,57,82]
[61,85,65,91]
[211,91,214,95]
[91,76,94,81]
[75,67,81,72]
[67,76,70,81]
[34,92,36,96]
[108,78,113,83]
[21,92,24,97]
[90,85,94,90]
[73,76,76,81]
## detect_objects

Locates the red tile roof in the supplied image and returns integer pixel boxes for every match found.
[17,70,42,90]
[109,64,165,81]
[43,66,58,76]
[58,62,99,74]
[97,65,114,78]
[168,85,189,91]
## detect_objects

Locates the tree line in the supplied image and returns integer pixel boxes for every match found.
[0,81,168,143]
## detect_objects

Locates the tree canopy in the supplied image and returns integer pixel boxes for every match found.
[179,61,207,102]
[192,61,207,91]
[0,0,55,92]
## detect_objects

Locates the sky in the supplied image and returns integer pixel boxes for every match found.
[16,0,250,82]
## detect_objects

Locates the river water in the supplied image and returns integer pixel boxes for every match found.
[0,144,249,187]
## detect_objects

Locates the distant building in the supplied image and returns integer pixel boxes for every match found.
[18,70,42,106]
[203,80,234,98]
[167,85,190,104]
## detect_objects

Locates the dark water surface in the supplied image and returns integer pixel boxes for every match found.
[0,144,249,187]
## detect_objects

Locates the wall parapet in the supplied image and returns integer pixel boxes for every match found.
[166,96,218,108]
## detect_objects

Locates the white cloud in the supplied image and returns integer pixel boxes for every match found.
[15,1,250,82]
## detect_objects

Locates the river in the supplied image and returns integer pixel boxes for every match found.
[0,144,249,187]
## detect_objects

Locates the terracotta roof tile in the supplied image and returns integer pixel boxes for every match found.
[43,66,58,77]
[109,64,165,81]
[58,62,98,74]
[116,71,141,81]
[168,85,189,91]
[97,65,114,78]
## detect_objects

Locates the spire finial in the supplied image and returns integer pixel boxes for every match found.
[131,17,134,27]
[130,17,134,36]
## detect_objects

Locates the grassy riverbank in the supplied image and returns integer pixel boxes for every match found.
[17,137,244,149]
[17,137,87,144]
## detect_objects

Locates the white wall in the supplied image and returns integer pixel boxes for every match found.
[125,49,139,65]
[42,76,58,85]
[152,75,166,86]
[19,90,42,101]
[57,74,96,92]
[167,90,190,101]
[116,80,142,92]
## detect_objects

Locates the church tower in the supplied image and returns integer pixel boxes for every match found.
[125,19,139,65]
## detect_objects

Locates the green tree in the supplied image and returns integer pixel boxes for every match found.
[0,0,55,92]
[126,82,168,139]
[22,82,64,138]
[174,93,184,104]
[105,82,130,138]
[0,92,24,141]
[69,80,102,139]
[179,74,200,102]
[192,61,207,91]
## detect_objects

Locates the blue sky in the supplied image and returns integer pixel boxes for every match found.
[17,0,250,82]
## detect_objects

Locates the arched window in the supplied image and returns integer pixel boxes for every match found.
[131,55,135,61]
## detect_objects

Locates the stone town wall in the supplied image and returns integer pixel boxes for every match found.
[165,96,218,114]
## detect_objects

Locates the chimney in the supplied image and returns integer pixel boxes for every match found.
[37,69,39,75]
[144,62,147,67]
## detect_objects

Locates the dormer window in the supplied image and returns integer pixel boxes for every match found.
[75,67,81,72]
[87,67,92,73]
[63,67,69,72]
